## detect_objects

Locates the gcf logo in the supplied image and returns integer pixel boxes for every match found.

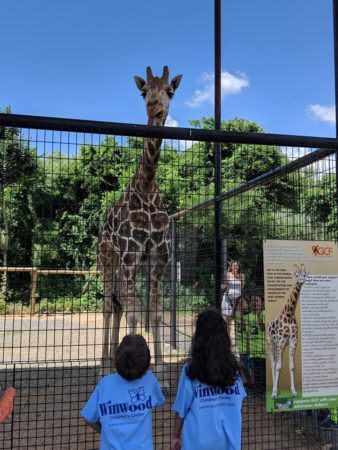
[312,245,333,256]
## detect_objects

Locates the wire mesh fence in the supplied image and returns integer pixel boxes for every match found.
[0,114,337,449]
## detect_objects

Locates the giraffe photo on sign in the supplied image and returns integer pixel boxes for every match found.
[263,240,338,413]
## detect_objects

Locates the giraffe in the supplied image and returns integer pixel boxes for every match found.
[97,66,182,382]
[266,263,309,399]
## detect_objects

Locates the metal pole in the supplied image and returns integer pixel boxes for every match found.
[333,0,338,237]
[221,239,227,282]
[144,259,150,332]
[1,114,338,148]
[171,147,336,220]
[170,219,177,349]
[214,0,223,311]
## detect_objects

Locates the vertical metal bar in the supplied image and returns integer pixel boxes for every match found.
[214,0,223,310]
[145,259,150,332]
[333,0,338,235]
[30,268,38,315]
[221,239,227,282]
[170,219,177,349]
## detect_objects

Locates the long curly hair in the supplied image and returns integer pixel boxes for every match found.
[186,309,240,388]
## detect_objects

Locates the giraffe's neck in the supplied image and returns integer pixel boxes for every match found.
[282,281,303,317]
[134,137,162,192]
[134,117,164,192]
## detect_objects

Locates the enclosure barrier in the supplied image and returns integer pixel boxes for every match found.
[0,267,100,315]
[0,113,337,449]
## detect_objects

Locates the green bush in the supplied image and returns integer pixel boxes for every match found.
[37,295,101,314]
[161,281,209,312]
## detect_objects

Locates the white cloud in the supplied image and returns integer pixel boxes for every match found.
[163,115,193,150]
[307,104,335,125]
[165,115,179,127]
[186,70,249,108]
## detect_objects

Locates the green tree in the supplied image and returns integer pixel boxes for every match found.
[0,107,37,301]
[304,173,337,239]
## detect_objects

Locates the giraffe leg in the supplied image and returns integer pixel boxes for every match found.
[101,270,114,376]
[120,263,141,334]
[289,336,298,396]
[110,309,123,362]
[272,341,286,399]
[149,254,169,389]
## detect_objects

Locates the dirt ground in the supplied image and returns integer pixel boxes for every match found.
[1,363,337,450]
[0,314,337,449]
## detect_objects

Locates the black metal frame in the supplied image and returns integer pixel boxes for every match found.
[0,2,337,448]
[1,113,338,148]
[1,113,337,449]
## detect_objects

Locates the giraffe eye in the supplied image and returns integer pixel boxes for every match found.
[141,88,148,98]
[166,87,174,98]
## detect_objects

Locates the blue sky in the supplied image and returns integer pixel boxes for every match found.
[0,0,335,137]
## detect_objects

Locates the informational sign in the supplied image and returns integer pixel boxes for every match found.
[263,240,338,412]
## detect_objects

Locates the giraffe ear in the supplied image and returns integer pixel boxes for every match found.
[170,75,183,91]
[134,76,146,91]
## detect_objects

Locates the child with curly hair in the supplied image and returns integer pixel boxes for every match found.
[171,310,246,450]
[82,334,165,450]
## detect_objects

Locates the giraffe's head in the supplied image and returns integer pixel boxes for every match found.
[292,264,309,285]
[134,66,182,126]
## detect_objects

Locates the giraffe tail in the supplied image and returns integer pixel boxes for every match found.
[112,273,122,313]
[112,293,123,313]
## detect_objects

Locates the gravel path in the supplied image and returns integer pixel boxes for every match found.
[0,312,193,366]
[1,313,335,449]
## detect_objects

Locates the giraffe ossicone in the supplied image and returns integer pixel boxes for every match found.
[97,66,182,386]
[266,263,309,399]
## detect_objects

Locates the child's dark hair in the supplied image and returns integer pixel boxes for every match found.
[186,309,240,388]
[115,334,151,381]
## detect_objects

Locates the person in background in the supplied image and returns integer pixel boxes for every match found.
[0,385,15,424]
[171,310,246,450]
[221,260,246,355]
[82,334,165,450]
[221,260,246,327]
[317,408,338,431]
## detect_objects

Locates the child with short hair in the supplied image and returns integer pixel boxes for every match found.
[171,310,246,450]
[82,334,165,450]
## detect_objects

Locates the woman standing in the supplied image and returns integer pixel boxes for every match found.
[221,260,245,326]
[221,260,245,356]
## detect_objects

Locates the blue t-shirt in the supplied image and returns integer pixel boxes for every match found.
[81,370,165,450]
[172,363,246,450]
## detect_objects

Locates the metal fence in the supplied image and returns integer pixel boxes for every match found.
[0,113,337,449]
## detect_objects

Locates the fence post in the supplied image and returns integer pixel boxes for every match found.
[214,0,223,312]
[30,268,38,315]
[144,259,150,332]
[170,219,177,349]
[221,239,227,282]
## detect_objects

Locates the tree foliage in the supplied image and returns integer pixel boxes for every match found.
[0,113,335,308]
